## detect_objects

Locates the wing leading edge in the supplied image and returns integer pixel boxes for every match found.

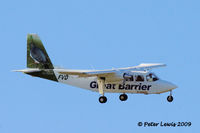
[57,63,166,78]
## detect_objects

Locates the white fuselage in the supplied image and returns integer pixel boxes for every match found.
[53,70,177,95]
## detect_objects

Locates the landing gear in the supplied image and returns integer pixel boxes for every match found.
[167,96,173,102]
[97,77,107,104]
[99,96,107,103]
[167,91,173,102]
[119,94,128,101]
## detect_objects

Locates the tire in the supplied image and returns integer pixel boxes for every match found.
[119,94,128,101]
[99,96,107,103]
[167,96,173,102]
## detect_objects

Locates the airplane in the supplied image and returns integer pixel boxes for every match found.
[14,34,178,103]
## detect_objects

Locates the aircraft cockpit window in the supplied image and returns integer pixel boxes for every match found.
[136,75,144,82]
[146,73,159,82]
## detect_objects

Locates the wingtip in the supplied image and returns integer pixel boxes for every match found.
[139,63,166,67]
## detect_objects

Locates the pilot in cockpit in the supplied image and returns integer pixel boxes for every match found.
[146,73,158,82]
[148,73,153,82]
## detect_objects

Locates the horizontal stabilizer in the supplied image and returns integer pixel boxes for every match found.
[13,68,41,73]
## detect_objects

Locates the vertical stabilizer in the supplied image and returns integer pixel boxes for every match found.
[27,34,54,69]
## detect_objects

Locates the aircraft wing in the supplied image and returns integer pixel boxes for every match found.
[57,63,166,82]
[57,69,116,77]
[119,63,166,71]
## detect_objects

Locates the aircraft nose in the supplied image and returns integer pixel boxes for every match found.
[160,80,178,90]
[168,82,178,89]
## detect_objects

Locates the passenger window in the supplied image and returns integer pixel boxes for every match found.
[136,75,144,82]
[123,73,134,81]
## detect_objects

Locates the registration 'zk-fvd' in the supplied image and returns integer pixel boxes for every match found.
[14,34,178,103]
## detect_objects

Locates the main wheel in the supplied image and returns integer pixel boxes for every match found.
[167,96,173,102]
[99,96,107,103]
[119,94,128,101]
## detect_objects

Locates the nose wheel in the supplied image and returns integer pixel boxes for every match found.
[167,91,173,102]
[119,94,128,101]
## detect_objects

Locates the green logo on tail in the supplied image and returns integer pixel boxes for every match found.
[27,34,54,69]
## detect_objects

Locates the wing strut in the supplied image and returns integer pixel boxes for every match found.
[97,77,105,95]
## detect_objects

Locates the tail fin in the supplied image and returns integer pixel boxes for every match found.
[27,34,54,69]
